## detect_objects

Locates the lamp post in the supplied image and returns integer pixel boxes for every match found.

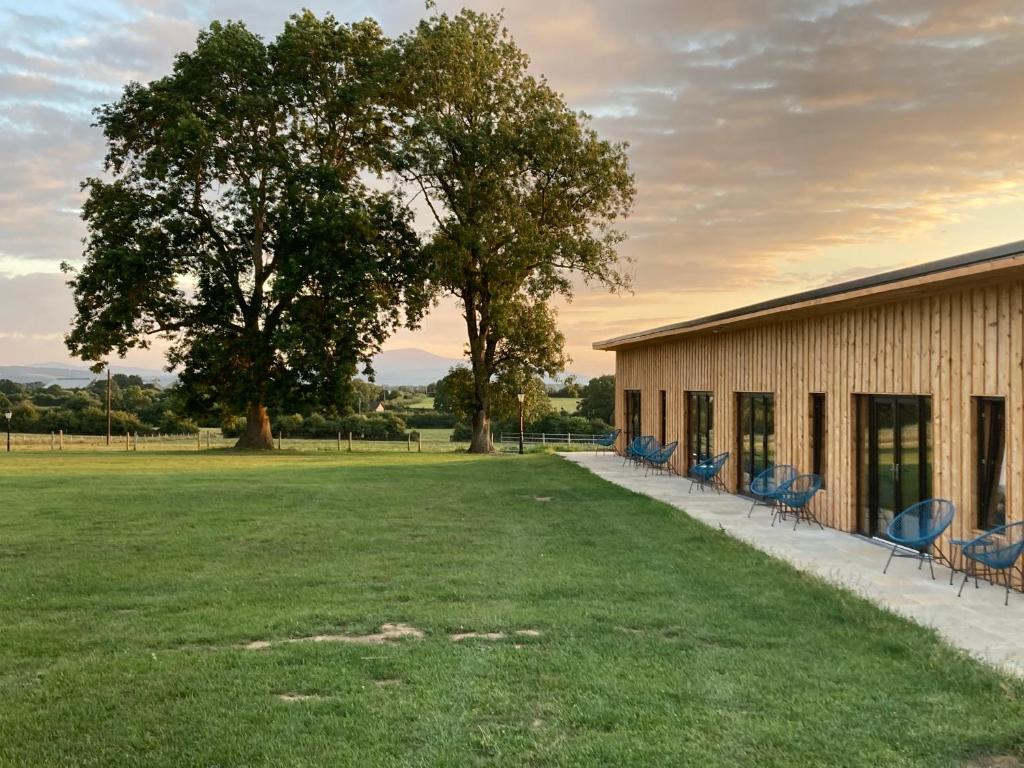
[517,392,525,455]
[4,410,11,453]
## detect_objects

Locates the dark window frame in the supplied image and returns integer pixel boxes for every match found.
[810,393,827,488]
[975,396,1006,531]
[659,390,667,446]
[736,392,775,494]
[624,389,642,445]
[686,391,714,469]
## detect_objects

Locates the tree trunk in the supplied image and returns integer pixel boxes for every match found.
[235,403,274,450]
[469,407,492,453]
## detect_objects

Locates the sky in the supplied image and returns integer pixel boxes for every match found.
[2,1,1024,377]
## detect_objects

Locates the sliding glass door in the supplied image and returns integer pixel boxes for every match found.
[856,395,932,540]
[737,393,775,494]
[687,392,713,469]
[624,390,641,445]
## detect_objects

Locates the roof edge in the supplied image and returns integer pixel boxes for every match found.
[594,238,1024,351]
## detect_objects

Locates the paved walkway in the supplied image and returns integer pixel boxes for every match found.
[563,452,1024,677]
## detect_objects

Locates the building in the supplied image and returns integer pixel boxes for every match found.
[594,240,1024,553]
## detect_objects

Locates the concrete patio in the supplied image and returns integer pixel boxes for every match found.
[563,452,1024,677]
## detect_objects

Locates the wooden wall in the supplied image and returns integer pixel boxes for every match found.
[612,278,1024,550]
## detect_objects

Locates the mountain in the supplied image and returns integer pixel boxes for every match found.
[363,348,591,386]
[364,348,464,386]
[0,364,177,388]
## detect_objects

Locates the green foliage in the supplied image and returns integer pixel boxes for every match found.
[0,378,195,435]
[552,375,582,398]
[432,366,474,422]
[64,13,430,447]
[579,374,615,424]
[488,370,551,426]
[392,9,634,450]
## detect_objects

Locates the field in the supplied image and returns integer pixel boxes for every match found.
[549,396,581,413]
[2,450,1023,767]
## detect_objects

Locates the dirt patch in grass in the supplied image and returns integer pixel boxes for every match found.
[449,629,542,642]
[964,758,1024,768]
[373,678,401,688]
[245,623,424,650]
[276,692,329,703]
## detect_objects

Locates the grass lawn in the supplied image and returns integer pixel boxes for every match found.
[2,451,1023,767]
[549,396,581,413]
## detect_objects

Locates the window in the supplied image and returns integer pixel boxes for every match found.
[687,391,713,469]
[624,390,642,445]
[659,390,667,445]
[976,397,1006,530]
[810,393,827,487]
[737,393,774,493]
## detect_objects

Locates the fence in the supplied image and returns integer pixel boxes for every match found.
[1,430,471,454]
[496,432,607,446]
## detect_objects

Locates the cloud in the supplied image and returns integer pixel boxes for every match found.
[3,0,1024,375]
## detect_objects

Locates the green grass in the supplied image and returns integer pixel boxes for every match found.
[1,451,1022,767]
[549,396,581,413]
[405,393,436,409]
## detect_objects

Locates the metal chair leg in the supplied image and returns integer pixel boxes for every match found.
[958,571,969,597]
[883,545,897,575]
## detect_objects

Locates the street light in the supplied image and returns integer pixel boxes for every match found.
[4,410,11,453]
[517,392,526,455]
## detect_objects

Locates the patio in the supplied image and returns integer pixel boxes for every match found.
[563,452,1024,677]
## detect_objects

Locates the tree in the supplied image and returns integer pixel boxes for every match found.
[488,370,551,427]
[392,9,634,453]
[64,13,429,449]
[579,374,615,424]
[432,366,474,423]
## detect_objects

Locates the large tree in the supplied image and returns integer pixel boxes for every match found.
[64,13,428,448]
[392,10,635,452]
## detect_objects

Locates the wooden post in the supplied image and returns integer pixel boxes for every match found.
[337,431,342,451]
[348,431,353,452]
[277,430,282,450]
[126,432,130,451]
[50,432,54,451]
[407,434,412,452]
[418,433,422,453]
[206,432,211,449]
[134,432,138,451]
[567,432,571,445]
[59,430,63,451]
[197,432,201,451]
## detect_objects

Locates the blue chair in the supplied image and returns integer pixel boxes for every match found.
[747,464,798,518]
[623,435,658,467]
[771,474,823,530]
[688,452,729,493]
[644,441,678,476]
[881,499,955,580]
[593,428,621,454]
[952,521,1024,606]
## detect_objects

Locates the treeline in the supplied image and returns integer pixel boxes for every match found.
[0,376,198,435]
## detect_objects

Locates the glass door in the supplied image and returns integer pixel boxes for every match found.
[737,393,774,494]
[857,395,932,539]
[624,390,641,445]
[687,392,713,469]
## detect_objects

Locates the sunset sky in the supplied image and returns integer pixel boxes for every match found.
[2,1,1024,376]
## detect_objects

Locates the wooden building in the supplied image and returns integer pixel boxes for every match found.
[594,240,1024,553]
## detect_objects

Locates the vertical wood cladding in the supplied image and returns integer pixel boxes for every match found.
[612,280,1024,551]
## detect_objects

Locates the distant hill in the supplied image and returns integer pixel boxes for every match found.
[363,348,591,386]
[2,348,590,389]
[363,348,464,386]
[0,364,177,388]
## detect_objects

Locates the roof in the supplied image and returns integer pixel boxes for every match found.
[594,238,1024,351]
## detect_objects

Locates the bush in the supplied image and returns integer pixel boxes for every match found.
[389,410,456,429]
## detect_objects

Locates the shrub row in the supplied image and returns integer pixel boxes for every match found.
[222,412,408,440]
